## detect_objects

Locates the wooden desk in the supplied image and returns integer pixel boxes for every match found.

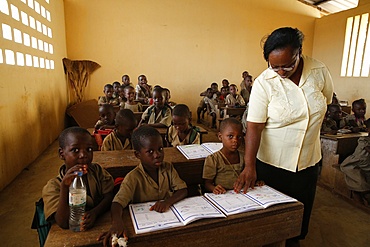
[93,147,205,196]
[221,107,246,117]
[45,201,303,247]
[319,132,368,195]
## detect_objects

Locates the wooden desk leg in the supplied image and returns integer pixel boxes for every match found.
[263,240,285,247]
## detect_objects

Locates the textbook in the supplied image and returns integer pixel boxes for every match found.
[204,185,298,216]
[129,185,297,234]
[129,196,225,234]
[176,142,223,159]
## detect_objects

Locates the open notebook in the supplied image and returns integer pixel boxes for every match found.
[129,185,297,234]
[176,142,223,159]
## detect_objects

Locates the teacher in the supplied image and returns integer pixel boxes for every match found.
[234,27,333,243]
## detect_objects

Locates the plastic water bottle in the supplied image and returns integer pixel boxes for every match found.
[69,171,86,232]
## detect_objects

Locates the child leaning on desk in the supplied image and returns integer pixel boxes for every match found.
[99,126,188,246]
[139,87,172,128]
[166,104,200,147]
[101,109,137,151]
[42,127,114,230]
[98,84,120,106]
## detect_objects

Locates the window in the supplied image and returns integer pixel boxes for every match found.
[0,0,54,69]
[341,13,370,77]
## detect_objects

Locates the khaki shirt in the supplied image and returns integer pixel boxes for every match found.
[225,94,246,107]
[167,125,200,147]
[42,163,114,220]
[101,130,131,151]
[247,55,334,172]
[123,102,143,112]
[98,96,120,106]
[141,105,172,127]
[113,162,187,208]
[203,150,244,190]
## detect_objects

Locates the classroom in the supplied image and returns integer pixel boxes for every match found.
[0,0,370,246]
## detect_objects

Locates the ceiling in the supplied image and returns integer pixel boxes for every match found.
[299,0,359,15]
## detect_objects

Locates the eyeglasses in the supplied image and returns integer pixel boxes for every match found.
[268,55,299,72]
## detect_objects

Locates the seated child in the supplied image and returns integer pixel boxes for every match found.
[122,86,143,112]
[222,79,229,88]
[321,104,348,134]
[240,75,252,104]
[122,74,133,87]
[42,127,114,230]
[345,99,369,132]
[101,109,137,151]
[117,85,127,108]
[139,87,172,128]
[99,126,188,245]
[166,104,200,147]
[95,104,116,130]
[225,84,246,107]
[135,74,152,104]
[98,84,120,106]
[197,88,217,128]
[163,88,176,107]
[219,86,229,104]
[340,134,370,206]
[112,81,121,99]
[239,71,249,91]
[197,83,220,123]
[203,118,244,194]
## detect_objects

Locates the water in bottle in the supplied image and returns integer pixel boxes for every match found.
[69,171,86,232]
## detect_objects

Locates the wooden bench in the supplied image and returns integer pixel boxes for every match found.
[45,201,304,247]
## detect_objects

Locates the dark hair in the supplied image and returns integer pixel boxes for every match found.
[173,104,191,118]
[352,99,366,108]
[104,84,113,90]
[263,27,304,61]
[206,88,212,92]
[122,74,130,80]
[152,87,163,95]
[211,82,218,87]
[124,85,135,91]
[221,86,228,91]
[99,103,115,113]
[115,109,137,126]
[113,81,121,86]
[327,103,341,112]
[219,118,243,133]
[131,125,161,151]
[229,84,237,89]
[138,74,146,80]
[59,127,91,148]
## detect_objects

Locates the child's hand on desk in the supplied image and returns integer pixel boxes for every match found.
[213,185,226,194]
[61,164,88,187]
[99,223,127,247]
[150,201,170,213]
[81,210,97,231]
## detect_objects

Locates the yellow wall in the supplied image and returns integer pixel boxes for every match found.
[313,0,370,106]
[0,0,67,190]
[64,0,320,112]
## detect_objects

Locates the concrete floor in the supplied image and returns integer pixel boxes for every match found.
[0,126,369,246]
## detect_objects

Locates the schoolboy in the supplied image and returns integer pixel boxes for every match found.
[95,104,116,130]
[225,84,245,107]
[98,84,120,106]
[203,118,244,194]
[239,70,249,90]
[99,126,187,245]
[163,88,176,107]
[112,81,121,99]
[321,104,348,134]
[240,75,252,104]
[121,74,133,87]
[166,104,200,147]
[345,99,369,132]
[117,85,126,108]
[123,86,143,112]
[222,79,229,88]
[197,88,217,128]
[135,74,152,104]
[42,127,114,230]
[101,109,137,151]
[219,86,229,103]
[139,87,172,128]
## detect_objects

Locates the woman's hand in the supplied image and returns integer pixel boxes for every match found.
[233,165,257,193]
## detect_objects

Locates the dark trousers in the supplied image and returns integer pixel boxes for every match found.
[256,159,319,240]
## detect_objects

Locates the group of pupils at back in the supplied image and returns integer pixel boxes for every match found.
[43,116,254,246]
[321,97,370,134]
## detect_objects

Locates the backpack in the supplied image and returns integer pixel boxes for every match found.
[31,198,51,247]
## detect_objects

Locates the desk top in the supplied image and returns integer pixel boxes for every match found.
[321,132,368,140]
[45,201,303,247]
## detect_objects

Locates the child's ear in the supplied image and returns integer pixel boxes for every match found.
[217,132,222,141]
[58,147,65,160]
[134,150,141,159]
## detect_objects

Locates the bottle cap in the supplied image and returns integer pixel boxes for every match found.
[76,171,83,177]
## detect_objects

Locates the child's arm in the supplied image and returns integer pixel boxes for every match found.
[150,188,187,213]
[82,191,114,230]
[98,202,126,247]
[204,179,226,194]
[364,146,370,154]
[54,164,88,229]
[147,123,167,128]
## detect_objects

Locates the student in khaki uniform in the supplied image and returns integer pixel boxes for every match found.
[166,104,200,147]
[101,109,137,151]
[42,127,114,230]
[99,126,187,245]
[122,86,143,112]
[98,84,120,106]
[139,87,172,128]
[203,118,244,194]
